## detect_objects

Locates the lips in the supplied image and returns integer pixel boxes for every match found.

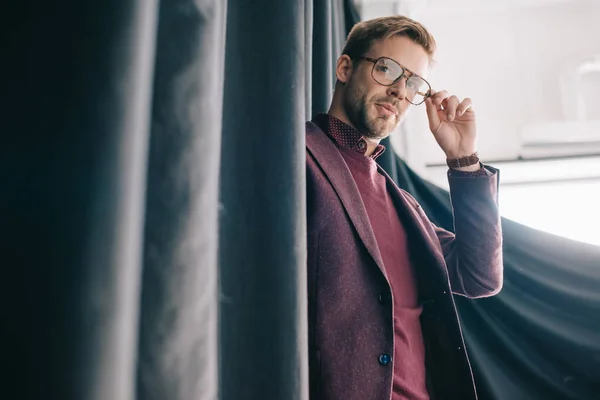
[375,103,398,116]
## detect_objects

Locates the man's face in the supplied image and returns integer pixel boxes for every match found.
[342,35,430,140]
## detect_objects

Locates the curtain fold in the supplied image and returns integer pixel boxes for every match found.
[218,1,356,398]
[312,0,335,118]
[2,1,159,399]
[218,1,310,399]
[135,1,226,399]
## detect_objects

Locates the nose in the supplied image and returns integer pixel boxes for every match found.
[386,76,408,100]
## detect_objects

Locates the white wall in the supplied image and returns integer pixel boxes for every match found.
[358,0,600,179]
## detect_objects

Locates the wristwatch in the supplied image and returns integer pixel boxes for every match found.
[446,152,479,168]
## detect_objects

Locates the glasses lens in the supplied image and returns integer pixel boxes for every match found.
[372,58,403,85]
[371,58,431,105]
[406,76,430,105]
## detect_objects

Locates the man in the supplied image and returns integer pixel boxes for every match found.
[306,15,503,400]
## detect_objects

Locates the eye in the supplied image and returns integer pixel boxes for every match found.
[375,64,389,73]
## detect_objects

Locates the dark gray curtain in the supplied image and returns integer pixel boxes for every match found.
[2,0,353,399]
[135,1,226,399]
[219,1,354,398]
[218,1,309,399]
[312,0,347,118]
[3,2,161,399]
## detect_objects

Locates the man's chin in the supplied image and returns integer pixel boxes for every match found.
[364,129,393,141]
[365,119,397,139]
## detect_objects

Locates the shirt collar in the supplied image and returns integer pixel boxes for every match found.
[312,113,386,160]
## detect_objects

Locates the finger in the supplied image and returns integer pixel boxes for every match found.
[430,90,450,107]
[445,95,460,121]
[441,97,449,110]
[456,97,473,117]
[424,96,441,132]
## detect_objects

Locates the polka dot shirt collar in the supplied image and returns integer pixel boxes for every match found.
[313,113,386,160]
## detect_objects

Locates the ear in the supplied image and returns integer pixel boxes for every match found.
[335,55,353,84]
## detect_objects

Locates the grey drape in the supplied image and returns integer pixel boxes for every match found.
[136,1,226,399]
[3,1,160,399]
[2,0,354,399]
[218,1,310,399]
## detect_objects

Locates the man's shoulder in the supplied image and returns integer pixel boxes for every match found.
[304,120,343,179]
[305,120,330,152]
[305,120,323,137]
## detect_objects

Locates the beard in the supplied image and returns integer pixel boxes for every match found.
[342,78,401,140]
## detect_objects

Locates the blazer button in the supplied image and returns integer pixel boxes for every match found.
[379,353,392,365]
[378,292,391,304]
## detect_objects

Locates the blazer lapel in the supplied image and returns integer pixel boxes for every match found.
[306,122,387,278]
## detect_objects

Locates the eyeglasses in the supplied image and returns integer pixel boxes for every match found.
[358,56,432,105]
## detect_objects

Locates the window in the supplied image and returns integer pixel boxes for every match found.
[500,179,600,246]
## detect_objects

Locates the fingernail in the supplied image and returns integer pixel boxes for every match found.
[447,113,453,120]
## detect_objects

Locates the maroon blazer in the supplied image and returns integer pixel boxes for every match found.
[306,121,503,400]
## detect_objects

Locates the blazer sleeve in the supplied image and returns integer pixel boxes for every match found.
[435,165,503,298]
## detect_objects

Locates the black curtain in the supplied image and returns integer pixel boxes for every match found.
[3,2,162,399]
[378,153,600,400]
[218,1,310,399]
[2,0,352,399]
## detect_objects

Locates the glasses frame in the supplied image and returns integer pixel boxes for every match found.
[358,56,432,105]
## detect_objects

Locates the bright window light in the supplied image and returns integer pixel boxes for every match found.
[499,180,600,246]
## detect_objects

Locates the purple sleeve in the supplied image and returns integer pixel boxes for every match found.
[447,162,491,178]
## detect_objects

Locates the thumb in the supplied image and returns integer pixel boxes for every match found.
[424,97,441,133]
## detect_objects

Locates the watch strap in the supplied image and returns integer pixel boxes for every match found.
[446,152,480,168]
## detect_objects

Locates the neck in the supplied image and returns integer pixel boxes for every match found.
[361,137,381,158]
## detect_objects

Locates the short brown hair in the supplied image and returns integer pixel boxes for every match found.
[341,15,436,62]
